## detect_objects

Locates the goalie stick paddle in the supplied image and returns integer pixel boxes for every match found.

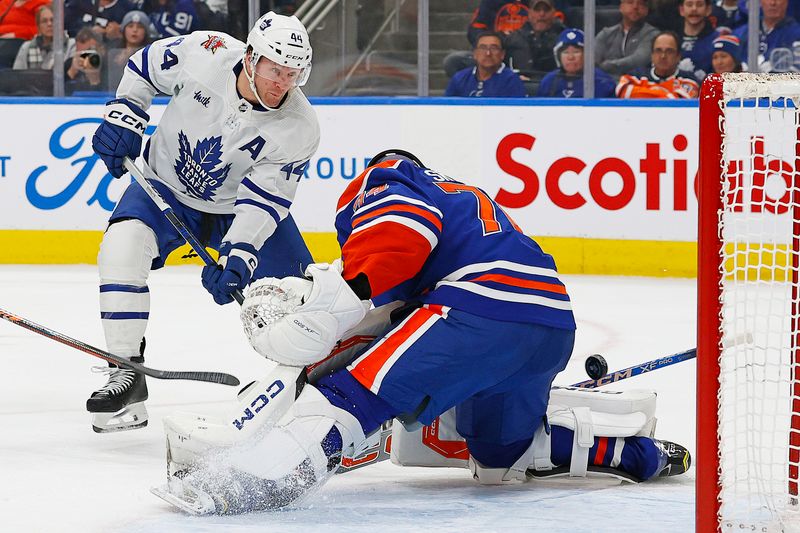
[0,308,240,387]
[122,158,245,305]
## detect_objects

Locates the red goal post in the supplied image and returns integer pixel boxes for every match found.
[698,73,800,532]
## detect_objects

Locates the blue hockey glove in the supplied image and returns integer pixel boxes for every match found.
[92,98,149,178]
[201,243,257,305]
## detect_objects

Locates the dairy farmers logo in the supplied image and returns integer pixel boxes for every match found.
[24,118,157,211]
[174,131,231,201]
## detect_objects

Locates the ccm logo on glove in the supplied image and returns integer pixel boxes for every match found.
[232,379,285,430]
[106,109,147,134]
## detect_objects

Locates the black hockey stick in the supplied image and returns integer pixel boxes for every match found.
[0,307,240,386]
[122,158,245,305]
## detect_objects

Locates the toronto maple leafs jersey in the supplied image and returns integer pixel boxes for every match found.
[116,31,320,252]
[334,160,576,329]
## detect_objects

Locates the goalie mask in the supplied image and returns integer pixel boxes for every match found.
[367,148,425,168]
[245,11,312,108]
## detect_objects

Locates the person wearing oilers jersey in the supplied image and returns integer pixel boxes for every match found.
[154,150,691,515]
[86,11,319,433]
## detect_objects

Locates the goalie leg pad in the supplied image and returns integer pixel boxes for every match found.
[467,387,658,485]
[527,387,658,482]
[157,365,368,514]
[98,219,158,357]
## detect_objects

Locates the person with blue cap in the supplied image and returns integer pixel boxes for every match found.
[536,28,616,98]
[710,33,744,74]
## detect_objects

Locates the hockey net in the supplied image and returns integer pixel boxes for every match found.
[698,73,800,532]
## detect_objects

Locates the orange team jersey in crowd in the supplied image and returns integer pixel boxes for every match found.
[0,0,49,40]
[470,1,530,35]
[615,73,700,99]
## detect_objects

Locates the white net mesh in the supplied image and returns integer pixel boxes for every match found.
[717,73,800,532]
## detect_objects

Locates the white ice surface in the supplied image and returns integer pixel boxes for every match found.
[0,266,696,532]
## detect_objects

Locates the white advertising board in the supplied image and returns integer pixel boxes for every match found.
[0,101,703,241]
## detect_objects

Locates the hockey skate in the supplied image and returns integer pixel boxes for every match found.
[86,353,148,433]
[654,439,691,477]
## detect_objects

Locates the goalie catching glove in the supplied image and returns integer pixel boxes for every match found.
[241,262,370,366]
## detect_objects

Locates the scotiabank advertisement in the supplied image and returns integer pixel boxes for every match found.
[298,103,702,241]
[0,101,706,241]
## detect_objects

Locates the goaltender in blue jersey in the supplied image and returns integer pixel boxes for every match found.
[151,150,693,515]
[86,12,319,433]
[333,156,574,328]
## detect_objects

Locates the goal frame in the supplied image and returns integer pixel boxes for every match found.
[697,73,800,532]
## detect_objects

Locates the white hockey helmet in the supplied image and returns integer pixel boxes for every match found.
[246,11,312,87]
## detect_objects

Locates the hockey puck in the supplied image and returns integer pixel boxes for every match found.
[585,354,609,380]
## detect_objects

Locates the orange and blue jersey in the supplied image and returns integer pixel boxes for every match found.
[334,159,575,330]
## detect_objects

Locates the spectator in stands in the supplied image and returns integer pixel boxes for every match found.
[443,1,530,79]
[616,30,699,98]
[446,31,526,97]
[734,0,800,73]
[712,0,746,32]
[148,0,200,38]
[468,0,531,45]
[193,0,227,32]
[595,0,660,79]
[649,0,682,31]
[677,0,719,80]
[505,0,565,90]
[107,10,150,89]
[65,27,107,94]
[0,0,49,40]
[792,0,800,23]
[13,4,75,69]
[65,0,132,42]
[710,33,744,73]
[537,28,616,98]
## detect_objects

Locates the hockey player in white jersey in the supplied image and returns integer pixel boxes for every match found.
[88,12,320,433]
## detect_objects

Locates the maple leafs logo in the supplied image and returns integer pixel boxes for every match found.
[174,131,232,201]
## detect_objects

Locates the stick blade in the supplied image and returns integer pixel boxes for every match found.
[154,370,240,386]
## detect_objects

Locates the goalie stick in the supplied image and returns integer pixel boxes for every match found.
[571,347,698,389]
[573,332,754,388]
[0,307,240,386]
[122,157,245,305]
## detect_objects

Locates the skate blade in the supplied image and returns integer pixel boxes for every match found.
[151,478,216,515]
[92,402,148,433]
